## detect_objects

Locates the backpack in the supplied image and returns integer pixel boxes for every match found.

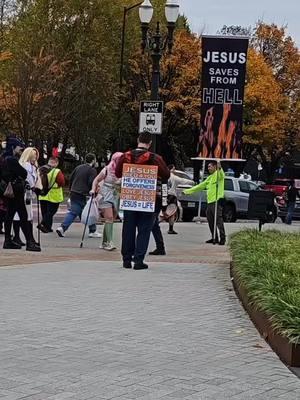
[39,165,56,196]
[124,149,156,165]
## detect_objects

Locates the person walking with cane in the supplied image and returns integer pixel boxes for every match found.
[56,154,101,238]
[183,160,226,245]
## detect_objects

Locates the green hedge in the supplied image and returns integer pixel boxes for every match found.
[230,230,300,344]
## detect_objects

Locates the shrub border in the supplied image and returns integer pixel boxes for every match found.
[230,262,300,367]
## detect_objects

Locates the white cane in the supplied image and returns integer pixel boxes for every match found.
[213,165,219,245]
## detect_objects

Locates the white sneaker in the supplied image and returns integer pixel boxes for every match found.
[88,231,102,238]
[56,227,65,237]
[100,242,116,251]
[105,242,116,251]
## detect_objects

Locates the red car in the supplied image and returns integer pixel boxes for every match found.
[263,179,294,197]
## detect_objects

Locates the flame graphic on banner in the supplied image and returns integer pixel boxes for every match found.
[198,104,241,158]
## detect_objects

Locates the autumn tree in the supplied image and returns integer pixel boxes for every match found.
[243,48,289,179]
[250,23,300,178]
[218,25,252,37]
[124,28,201,167]
[0,0,131,158]
[221,23,300,180]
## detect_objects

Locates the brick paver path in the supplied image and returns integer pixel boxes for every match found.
[0,259,299,400]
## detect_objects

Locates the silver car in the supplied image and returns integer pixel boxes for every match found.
[177,176,276,222]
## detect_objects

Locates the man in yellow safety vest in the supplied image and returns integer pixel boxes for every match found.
[39,157,65,233]
[183,160,226,245]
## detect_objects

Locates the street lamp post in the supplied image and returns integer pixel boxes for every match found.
[139,0,179,153]
[118,2,142,151]
[119,2,143,88]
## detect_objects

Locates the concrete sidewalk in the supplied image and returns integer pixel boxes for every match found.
[0,259,299,399]
[1,220,299,267]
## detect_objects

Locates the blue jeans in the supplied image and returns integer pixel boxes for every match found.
[61,193,96,233]
[122,211,155,263]
[285,202,295,225]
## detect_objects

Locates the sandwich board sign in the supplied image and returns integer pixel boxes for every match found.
[120,163,158,213]
[139,101,163,135]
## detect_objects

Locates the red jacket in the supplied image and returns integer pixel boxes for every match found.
[115,148,170,181]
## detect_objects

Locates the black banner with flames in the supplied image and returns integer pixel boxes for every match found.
[198,36,249,158]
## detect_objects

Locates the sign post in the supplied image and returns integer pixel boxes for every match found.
[139,101,163,135]
[120,164,158,213]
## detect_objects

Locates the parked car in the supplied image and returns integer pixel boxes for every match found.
[173,169,194,182]
[263,179,297,197]
[177,176,277,223]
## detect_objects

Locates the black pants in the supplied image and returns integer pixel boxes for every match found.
[4,196,29,242]
[152,213,165,251]
[0,209,5,232]
[122,211,155,263]
[40,201,60,230]
[206,202,226,241]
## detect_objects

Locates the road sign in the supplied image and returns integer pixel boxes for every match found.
[139,101,163,135]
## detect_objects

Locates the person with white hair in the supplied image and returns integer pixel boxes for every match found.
[12,147,42,247]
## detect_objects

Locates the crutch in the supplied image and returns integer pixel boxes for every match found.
[213,164,219,245]
[80,194,94,248]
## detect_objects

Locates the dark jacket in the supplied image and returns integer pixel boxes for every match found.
[287,186,300,203]
[69,164,97,197]
[1,156,27,183]
[1,156,27,197]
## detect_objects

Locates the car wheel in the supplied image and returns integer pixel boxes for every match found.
[270,206,278,223]
[223,203,236,223]
[182,209,195,222]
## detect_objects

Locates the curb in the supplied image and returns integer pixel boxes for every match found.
[230,262,300,368]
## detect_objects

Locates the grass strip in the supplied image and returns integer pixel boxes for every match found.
[230,229,300,344]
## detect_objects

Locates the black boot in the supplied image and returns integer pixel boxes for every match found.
[3,240,22,250]
[13,221,25,246]
[28,221,39,245]
[168,225,178,234]
[26,241,41,252]
[149,248,166,255]
[206,235,219,244]
[133,262,148,270]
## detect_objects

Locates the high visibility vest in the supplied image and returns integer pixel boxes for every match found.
[184,169,225,204]
[39,168,64,203]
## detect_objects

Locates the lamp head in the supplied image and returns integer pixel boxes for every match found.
[139,0,153,24]
[165,0,179,24]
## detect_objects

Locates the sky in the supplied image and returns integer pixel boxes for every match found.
[180,0,300,46]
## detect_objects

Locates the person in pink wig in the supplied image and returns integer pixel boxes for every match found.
[91,152,123,251]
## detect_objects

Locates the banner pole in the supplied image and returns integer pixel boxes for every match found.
[213,166,219,245]
[197,159,206,222]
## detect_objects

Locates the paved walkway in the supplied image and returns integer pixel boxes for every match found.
[0,255,299,399]
[1,220,299,267]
